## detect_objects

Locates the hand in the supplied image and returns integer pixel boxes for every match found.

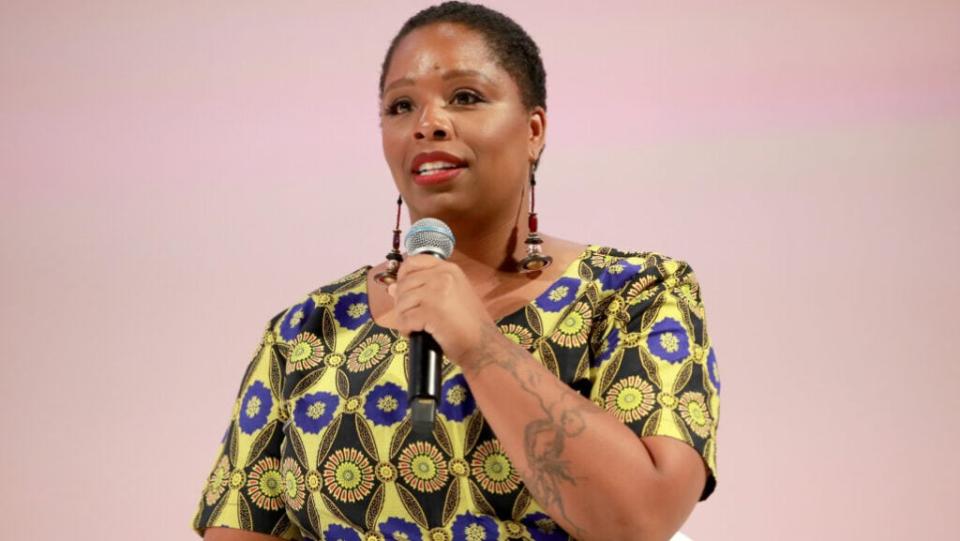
[387,254,497,366]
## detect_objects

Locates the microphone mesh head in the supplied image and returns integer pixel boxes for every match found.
[405,218,455,259]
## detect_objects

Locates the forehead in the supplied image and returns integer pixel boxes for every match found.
[384,22,507,89]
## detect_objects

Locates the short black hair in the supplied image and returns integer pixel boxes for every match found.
[379,1,547,112]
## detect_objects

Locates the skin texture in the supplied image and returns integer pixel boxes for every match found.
[205,21,707,541]
[380,22,535,239]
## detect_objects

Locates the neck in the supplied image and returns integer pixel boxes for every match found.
[408,191,532,282]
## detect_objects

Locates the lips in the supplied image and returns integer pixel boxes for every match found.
[409,151,468,187]
[410,151,467,175]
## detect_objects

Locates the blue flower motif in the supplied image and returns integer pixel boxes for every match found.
[646,317,690,364]
[293,391,339,434]
[452,512,498,541]
[365,382,408,427]
[380,516,422,541]
[439,374,476,422]
[521,512,568,541]
[593,327,620,368]
[334,292,370,330]
[599,260,642,291]
[239,380,273,434]
[323,524,361,541]
[535,277,581,312]
[280,297,316,341]
[707,347,721,393]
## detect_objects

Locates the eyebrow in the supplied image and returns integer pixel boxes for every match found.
[383,69,494,94]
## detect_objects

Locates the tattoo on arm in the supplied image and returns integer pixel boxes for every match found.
[463,325,604,539]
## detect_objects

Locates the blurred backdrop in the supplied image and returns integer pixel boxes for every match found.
[1,1,958,539]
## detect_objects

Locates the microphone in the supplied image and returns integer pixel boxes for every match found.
[403,218,456,436]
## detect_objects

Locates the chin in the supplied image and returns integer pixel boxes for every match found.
[409,197,472,222]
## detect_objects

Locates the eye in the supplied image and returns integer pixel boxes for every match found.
[384,99,412,116]
[451,90,483,106]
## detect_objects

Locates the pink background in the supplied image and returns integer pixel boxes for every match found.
[2,1,958,539]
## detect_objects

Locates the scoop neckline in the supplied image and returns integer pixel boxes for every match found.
[361,243,598,334]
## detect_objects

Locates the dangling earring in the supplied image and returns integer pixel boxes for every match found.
[374,195,404,285]
[518,168,553,273]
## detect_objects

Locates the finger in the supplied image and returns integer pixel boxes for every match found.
[393,273,430,299]
[397,253,442,280]
[393,291,424,318]
[396,306,427,336]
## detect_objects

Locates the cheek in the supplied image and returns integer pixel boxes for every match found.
[381,128,406,173]
[468,114,529,167]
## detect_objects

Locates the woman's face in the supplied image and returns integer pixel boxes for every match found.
[380,22,545,227]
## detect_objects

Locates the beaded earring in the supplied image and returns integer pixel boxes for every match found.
[374,195,404,285]
[518,166,553,273]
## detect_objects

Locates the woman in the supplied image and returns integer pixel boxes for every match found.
[193,2,720,540]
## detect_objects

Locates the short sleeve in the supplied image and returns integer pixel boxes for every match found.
[191,313,304,539]
[590,256,720,501]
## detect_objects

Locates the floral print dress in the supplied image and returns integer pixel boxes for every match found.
[192,245,721,540]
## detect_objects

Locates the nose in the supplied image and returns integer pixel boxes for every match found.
[414,103,451,140]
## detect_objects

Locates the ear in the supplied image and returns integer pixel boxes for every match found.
[527,106,547,164]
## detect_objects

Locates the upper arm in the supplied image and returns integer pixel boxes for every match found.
[640,434,709,537]
[590,254,721,533]
[191,310,303,539]
[630,257,719,501]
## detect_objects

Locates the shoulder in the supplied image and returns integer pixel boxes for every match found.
[589,245,691,270]
[266,265,372,343]
[587,245,698,295]
[583,246,709,322]
[585,248,712,354]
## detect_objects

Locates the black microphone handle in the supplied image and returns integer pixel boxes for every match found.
[408,330,442,435]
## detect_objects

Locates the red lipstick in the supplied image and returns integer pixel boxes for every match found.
[410,151,467,186]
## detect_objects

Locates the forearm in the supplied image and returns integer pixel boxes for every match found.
[459,325,667,541]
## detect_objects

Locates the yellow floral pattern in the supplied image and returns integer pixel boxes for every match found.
[192,246,720,540]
